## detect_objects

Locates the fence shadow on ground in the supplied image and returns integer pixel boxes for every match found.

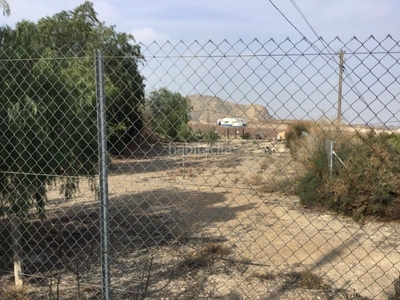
[109,156,205,175]
[0,187,256,298]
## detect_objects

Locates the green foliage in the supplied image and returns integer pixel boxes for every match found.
[0,1,145,216]
[0,1,145,154]
[192,129,206,142]
[176,124,193,143]
[388,133,400,149]
[297,131,400,221]
[188,128,220,144]
[0,54,98,217]
[148,88,192,142]
[297,146,331,209]
[206,128,220,145]
[241,132,252,140]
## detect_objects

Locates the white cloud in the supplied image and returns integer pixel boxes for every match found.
[94,1,121,26]
[132,27,170,44]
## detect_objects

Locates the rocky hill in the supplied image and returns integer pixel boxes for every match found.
[188,94,272,124]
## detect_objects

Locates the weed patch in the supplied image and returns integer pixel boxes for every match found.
[175,243,231,273]
[290,121,400,221]
[0,285,29,300]
[389,276,400,300]
[252,271,275,281]
[286,271,329,290]
[244,174,263,186]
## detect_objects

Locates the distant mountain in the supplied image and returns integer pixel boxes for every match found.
[188,94,272,124]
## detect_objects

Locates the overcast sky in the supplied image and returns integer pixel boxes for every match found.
[2,0,400,124]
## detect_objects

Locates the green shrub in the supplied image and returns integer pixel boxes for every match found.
[297,130,400,221]
[388,133,400,149]
[206,127,220,145]
[191,129,206,142]
[148,88,192,142]
[176,124,193,142]
[241,132,252,140]
[298,147,331,209]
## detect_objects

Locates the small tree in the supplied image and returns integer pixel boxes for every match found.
[0,1,145,283]
[206,127,220,146]
[148,88,192,142]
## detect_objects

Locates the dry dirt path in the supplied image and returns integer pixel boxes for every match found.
[38,140,400,299]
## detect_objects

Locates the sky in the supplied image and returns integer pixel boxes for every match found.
[3,0,400,43]
[2,0,400,124]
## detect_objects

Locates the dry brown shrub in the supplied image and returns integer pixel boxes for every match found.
[177,242,231,272]
[200,242,231,256]
[259,174,302,195]
[297,124,400,221]
[259,157,273,170]
[244,174,263,186]
[389,276,400,300]
[0,285,29,300]
[286,271,329,290]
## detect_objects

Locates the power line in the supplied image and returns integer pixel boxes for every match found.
[269,0,336,59]
[342,68,386,125]
[286,0,339,67]
[268,0,339,73]
[268,0,310,41]
[289,0,320,40]
[269,0,345,119]
[288,0,338,63]
[287,0,370,108]
[288,0,384,124]
[272,0,386,125]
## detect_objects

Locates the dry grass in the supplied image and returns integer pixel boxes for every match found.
[259,157,274,170]
[389,276,400,300]
[168,167,197,178]
[286,271,329,290]
[0,285,30,300]
[215,158,242,169]
[252,271,276,281]
[1,139,397,299]
[244,174,263,186]
[259,174,300,195]
[286,119,351,164]
[231,176,240,184]
[176,242,231,272]
[200,242,231,256]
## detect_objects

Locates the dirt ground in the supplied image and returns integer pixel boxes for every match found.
[2,139,400,299]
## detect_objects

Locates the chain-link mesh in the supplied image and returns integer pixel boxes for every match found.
[1,36,400,299]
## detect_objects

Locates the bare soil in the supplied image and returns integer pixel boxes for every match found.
[2,139,399,299]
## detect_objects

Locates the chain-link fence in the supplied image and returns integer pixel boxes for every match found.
[1,35,400,299]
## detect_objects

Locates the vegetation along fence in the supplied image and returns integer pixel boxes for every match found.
[1,4,400,300]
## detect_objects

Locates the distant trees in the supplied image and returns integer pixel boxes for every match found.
[0,1,145,217]
[148,88,192,142]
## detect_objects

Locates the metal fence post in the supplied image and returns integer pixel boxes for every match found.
[95,49,111,300]
[329,140,333,178]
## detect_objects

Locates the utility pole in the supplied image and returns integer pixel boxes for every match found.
[337,49,345,124]
[207,108,210,129]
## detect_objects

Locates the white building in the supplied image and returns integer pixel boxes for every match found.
[217,117,247,127]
